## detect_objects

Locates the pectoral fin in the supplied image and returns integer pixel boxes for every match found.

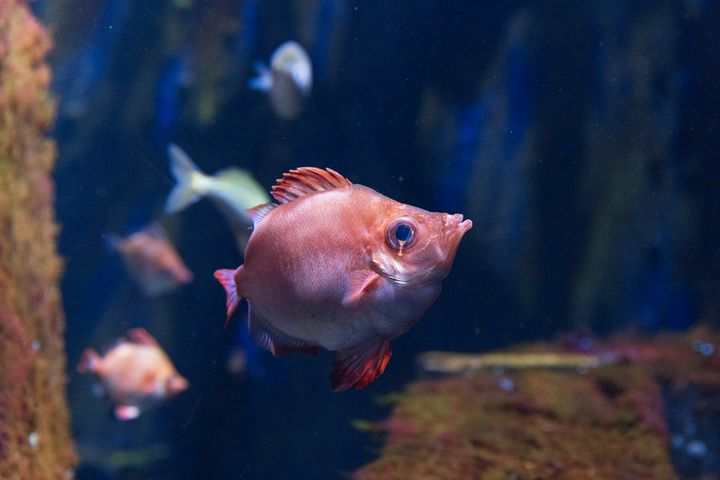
[342,270,381,308]
[330,339,392,392]
[140,372,158,394]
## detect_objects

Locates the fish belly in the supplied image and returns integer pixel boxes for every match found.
[248,286,380,352]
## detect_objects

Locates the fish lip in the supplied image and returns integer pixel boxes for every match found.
[442,214,472,252]
[447,214,472,234]
[458,219,473,234]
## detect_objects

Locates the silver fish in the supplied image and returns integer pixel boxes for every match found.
[249,41,313,120]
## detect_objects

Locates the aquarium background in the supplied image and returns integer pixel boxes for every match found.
[26,0,720,478]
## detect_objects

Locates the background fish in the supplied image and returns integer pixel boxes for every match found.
[165,144,270,251]
[106,223,193,297]
[215,167,472,391]
[78,328,189,421]
[249,40,313,120]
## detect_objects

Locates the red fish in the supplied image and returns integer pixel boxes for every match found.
[78,328,189,420]
[215,168,472,391]
[107,223,193,297]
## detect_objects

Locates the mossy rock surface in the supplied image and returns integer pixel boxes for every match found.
[354,329,720,480]
[0,1,76,478]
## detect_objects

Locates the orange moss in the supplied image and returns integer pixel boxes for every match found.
[354,330,720,480]
[0,1,76,478]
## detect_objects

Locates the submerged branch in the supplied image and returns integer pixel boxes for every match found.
[417,351,606,375]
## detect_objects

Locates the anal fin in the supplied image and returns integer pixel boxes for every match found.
[330,339,392,392]
[248,303,319,357]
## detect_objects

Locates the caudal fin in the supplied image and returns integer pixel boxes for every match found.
[165,144,204,214]
[214,267,242,323]
[78,348,101,374]
[102,232,123,253]
[248,62,272,92]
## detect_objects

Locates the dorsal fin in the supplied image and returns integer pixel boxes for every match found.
[271,167,352,204]
[126,328,160,347]
[246,202,276,227]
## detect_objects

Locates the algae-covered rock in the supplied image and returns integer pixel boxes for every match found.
[355,330,720,480]
[0,1,76,478]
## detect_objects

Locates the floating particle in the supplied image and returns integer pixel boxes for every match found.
[686,440,708,459]
[499,377,515,392]
[28,432,38,448]
[699,343,715,356]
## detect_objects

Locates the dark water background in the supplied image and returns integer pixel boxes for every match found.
[29,0,720,478]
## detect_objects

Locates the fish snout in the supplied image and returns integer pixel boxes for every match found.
[446,213,473,234]
[167,375,189,395]
[177,267,194,284]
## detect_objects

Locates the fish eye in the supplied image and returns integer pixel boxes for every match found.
[395,224,413,242]
[386,218,417,250]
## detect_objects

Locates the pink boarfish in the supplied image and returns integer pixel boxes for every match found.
[107,223,193,297]
[215,168,472,391]
[78,328,189,420]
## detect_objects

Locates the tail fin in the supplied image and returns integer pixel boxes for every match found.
[103,232,123,253]
[78,348,101,373]
[165,144,204,214]
[248,62,272,92]
[214,267,242,323]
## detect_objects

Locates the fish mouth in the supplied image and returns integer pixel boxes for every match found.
[458,218,473,234]
[442,213,472,256]
[427,213,471,279]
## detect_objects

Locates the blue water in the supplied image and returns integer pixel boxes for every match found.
[34,0,720,478]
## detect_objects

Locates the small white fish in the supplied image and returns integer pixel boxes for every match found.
[249,41,313,120]
[165,144,270,250]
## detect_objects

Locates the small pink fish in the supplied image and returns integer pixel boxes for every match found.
[78,328,189,420]
[107,223,193,297]
[215,168,472,391]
